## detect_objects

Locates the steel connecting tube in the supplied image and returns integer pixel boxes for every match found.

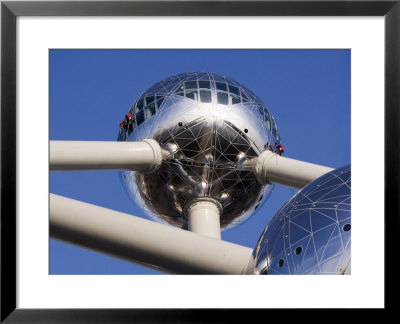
[255,150,334,189]
[50,194,252,274]
[49,139,163,172]
[184,198,223,240]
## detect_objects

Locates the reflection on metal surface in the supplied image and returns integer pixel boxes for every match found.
[118,72,280,229]
[246,165,351,274]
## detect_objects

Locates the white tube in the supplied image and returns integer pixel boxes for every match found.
[50,139,163,172]
[186,200,221,239]
[49,194,252,274]
[255,151,334,189]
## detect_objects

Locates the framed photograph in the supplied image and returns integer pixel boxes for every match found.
[47,48,350,277]
[1,0,398,321]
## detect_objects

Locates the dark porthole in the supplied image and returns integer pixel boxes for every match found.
[244,129,248,133]
[278,259,284,268]
[295,247,303,255]
[343,224,351,232]
[178,122,183,127]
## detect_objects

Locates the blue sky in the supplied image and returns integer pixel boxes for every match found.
[49,49,350,275]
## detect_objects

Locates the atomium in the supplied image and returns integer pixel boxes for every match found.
[245,165,351,275]
[118,72,280,229]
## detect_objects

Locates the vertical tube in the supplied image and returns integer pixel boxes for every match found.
[185,200,222,239]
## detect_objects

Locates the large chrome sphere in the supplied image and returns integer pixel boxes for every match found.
[119,72,280,229]
[246,165,351,274]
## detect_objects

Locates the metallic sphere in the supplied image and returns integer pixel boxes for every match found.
[245,165,351,274]
[118,72,280,229]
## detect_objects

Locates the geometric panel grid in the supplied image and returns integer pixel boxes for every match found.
[246,165,351,274]
[118,72,280,229]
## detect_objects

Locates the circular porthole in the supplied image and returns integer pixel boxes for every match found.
[295,246,303,255]
[343,224,351,232]
[278,259,284,268]
[178,122,183,127]
[244,129,248,133]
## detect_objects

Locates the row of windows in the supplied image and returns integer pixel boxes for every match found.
[130,95,166,127]
[175,81,278,137]
[135,95,165,111]
[256,105,278,136]
[175,88,243,106]
[127,86,279,140]
[176,80,243,94]
[134,80,251,112]
[175,80,250,104]
[128,104,279,140]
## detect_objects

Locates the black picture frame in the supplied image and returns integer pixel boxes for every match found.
[1,0,398,322]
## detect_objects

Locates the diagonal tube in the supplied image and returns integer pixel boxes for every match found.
[254,151,334,189]
[50,139,163,172]
[49,194,252,274]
